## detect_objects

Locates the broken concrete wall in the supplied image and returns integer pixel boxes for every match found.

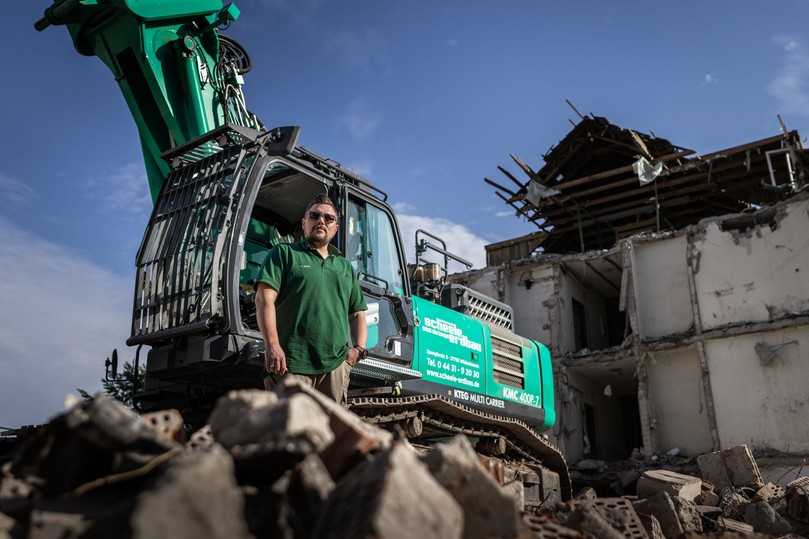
[506,264,557,348]
[692,197,809,331]
[632,236,693,339]
[558,265,611,354]
[645,346,714,456]
[706,326,809,453]
[562,368,629,462]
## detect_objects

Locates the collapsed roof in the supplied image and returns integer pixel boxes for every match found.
[485,114,808,265]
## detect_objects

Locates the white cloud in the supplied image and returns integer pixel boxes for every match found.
[495,210,514,218]
[0,173,35,205]
[768,36,809,116]
[0,218,132,426]
[395,212,488,273]
[339,98,383,140]
[392,201,416,213]
[86,162,152,216]
[704,73,717,84]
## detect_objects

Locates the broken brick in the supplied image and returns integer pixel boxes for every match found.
[141,409,185,445]
[186,425,214,451]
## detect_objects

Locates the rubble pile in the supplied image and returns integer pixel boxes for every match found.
[1,383,808,539]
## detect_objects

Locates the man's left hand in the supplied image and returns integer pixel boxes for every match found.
[345,347,360,367]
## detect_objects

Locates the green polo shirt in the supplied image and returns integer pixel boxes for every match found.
[256,239,367,375]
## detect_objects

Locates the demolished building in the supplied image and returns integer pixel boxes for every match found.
[456,114,809,464]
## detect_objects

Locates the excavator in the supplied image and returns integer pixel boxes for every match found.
[35,0,571,504]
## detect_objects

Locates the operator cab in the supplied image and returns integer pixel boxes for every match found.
[235,153,414,369]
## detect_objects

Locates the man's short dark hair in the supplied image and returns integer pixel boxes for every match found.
[304,194,337,215]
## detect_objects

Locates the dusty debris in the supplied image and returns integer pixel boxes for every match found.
[2,388,808,539]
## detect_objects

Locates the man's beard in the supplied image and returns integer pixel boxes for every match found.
[306,230,329,248]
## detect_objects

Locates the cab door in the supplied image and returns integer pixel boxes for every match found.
[342,189,413,364]
[129,146,258,345]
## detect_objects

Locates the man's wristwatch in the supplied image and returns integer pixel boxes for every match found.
[353,345,368,361]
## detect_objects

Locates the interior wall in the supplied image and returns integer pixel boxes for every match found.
[706,326,809,453]
[645,346,714,456]
[562,369,630,461]
[693,198,809,330]
[633,236,693,339]
[558,267,610,354]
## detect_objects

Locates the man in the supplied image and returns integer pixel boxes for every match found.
[255,194,368,405]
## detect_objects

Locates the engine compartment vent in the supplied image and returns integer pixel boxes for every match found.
[491,332,525,389]
[440,284,514,330]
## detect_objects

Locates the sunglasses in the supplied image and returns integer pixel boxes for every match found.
[307,210,337,224]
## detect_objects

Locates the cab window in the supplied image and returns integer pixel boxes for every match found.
[346,196,404,295]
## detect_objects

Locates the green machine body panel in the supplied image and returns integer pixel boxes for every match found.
[36,0,249,200]
[410,296,556,430]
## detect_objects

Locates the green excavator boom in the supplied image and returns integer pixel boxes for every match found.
[35,0,258,200]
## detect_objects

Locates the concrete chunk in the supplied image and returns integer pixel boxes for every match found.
[210,390,333,452]
[670,496,703,534]
[633,492,684,539]
[564,501,625,539]
[743,500,792,535]
[698,445,763,490]
[724,446,763,489]
[421,436,520,539]
[786,476,809,523]
[131,446,251,539]
[312,442,462,539]
[637,469,702,502]
[278,379,392,477]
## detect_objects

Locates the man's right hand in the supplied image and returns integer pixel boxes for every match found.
[266,342,287,375]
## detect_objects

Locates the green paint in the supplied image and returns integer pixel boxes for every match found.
[411,296,556,430]
[38,0,241,199]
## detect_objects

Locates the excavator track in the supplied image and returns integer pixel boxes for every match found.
[348,394,572,501]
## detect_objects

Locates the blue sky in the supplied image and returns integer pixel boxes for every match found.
[2,0,809,425]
